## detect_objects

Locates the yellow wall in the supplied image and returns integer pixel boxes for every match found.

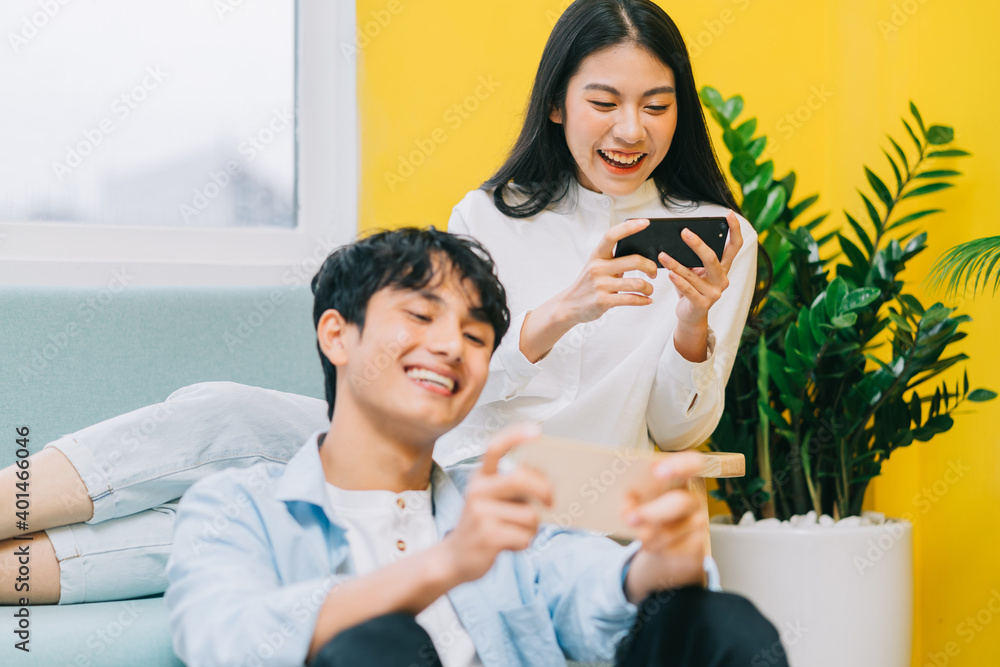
[357,1,1000,663]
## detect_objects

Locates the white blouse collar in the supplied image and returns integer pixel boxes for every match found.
[572,177,661,212]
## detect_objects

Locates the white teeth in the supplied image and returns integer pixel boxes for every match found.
[406,368,455,393]
[600,149,644,166]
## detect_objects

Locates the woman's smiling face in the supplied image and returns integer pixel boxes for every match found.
[550,43,678,197]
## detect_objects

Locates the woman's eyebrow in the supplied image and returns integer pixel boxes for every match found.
[582,83,676,96]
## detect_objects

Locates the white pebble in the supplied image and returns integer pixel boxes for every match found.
[861,511,886,526]
[738,511,757,526]
[834,516,862,529]
[790,511,818,527]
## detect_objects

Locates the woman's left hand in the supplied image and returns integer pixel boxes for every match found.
[658,209,744,327]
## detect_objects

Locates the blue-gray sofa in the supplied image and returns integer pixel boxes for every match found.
[1,285,324,665]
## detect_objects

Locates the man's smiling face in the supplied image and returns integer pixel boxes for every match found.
[337,263,496,443]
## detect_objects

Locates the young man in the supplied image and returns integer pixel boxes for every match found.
[165,228,787,667]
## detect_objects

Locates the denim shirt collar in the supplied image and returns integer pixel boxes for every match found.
[272,431,466,535]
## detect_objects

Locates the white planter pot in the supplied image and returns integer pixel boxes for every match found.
[709,519,912,667]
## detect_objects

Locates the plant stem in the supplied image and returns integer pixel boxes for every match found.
[756,335,774,518]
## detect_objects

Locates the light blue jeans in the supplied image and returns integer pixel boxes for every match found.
[43,382,328,604]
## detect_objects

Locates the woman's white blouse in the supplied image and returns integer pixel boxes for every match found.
[434,179,757,466]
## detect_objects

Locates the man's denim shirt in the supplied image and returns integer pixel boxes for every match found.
[165,432,648,667]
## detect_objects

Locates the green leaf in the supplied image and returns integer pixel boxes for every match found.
[915,170,961,179]
[909,392,922,424]
[699,86,724,110]
[865,167,894,209]
[967,389,998,402]
[778,172,797,201]
[842,287,881,311]
[889,136,910,171]
[746,136,767,160]
[808,301,828,345]
[886,209,943,231]
[926,125,954,145]
[921,414,955,437]
[795,309,818,355]
[902,182,954,200]
[926,235,1000,297]
[838,234,869,273]
[883,150,903,191]
[736,118,757,143]
[898,293,925,316]
[745,160,775,194]
[767,351,794,396]
[815,230,838,249]
[721,95,744,124]
[909,102,927,137]
[741,189,767,222]
[826,277,848,317]
[844,213,874,255]
[902,119,922,153]
[927,149,970,158]
[903,231,929,256]
[758,401,791,430]
[724,127,746,154]
[782,395,804,415]
[831,312,858,327]
[790,194,819,220]
[804,212,829,231]
[860,192,884,233]
[784,327,804,372]
[730,153,757,185]
[757,185,788,232]
[888,310,914,332]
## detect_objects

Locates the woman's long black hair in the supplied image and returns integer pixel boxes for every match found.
[482,0,771,314]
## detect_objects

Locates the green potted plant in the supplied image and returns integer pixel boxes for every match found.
[697,87,995,667]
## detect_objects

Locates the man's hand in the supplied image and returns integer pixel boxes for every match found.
[440,424,553,584]
[621,451,709,604]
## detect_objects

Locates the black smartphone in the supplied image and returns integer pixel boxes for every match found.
[613,216,729,268]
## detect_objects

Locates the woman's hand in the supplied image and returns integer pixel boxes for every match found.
[658,210,743,328]
[519,219,658,362]
[558,218,661,325]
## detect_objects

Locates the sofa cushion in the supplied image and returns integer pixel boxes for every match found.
[0,286,322,665]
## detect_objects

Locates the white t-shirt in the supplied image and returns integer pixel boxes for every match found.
[437,178,758,465]
[325,483,482,667]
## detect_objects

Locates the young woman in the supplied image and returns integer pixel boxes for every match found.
[0,0,761,605]
[435,0,757,465]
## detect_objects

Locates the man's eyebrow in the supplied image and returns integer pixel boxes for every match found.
[416,288,492,326]
[468,306,493,327]
[582,83,676,96]
[415,289,445,305]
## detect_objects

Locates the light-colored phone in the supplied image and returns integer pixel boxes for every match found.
[506,435,687,540]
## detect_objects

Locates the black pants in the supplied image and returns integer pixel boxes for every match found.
[311,587,789,667]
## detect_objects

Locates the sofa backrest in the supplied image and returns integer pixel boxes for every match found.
[0,286,324,465]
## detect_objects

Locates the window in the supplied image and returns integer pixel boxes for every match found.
[0,0,357,285]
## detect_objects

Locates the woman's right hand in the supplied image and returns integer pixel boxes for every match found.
[556,218,660,325]
[519,219,659,363]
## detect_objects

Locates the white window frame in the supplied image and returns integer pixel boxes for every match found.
[0,0,357,287]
